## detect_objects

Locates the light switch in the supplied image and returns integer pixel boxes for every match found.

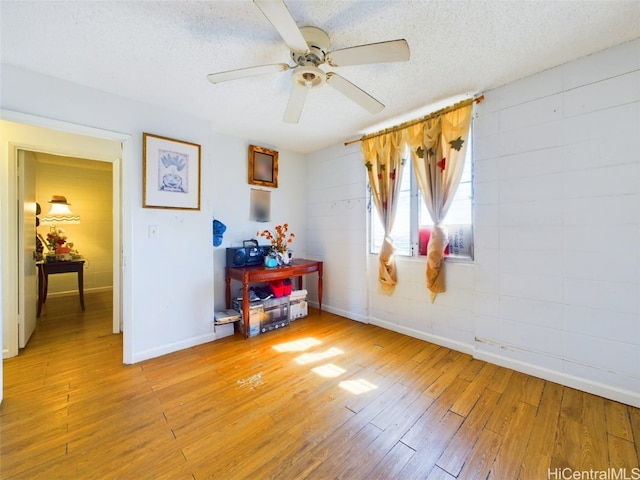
[149,225,159,238]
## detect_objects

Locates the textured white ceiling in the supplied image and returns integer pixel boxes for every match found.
[2,1,640,154]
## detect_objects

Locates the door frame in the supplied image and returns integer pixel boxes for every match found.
[1,110,132,364]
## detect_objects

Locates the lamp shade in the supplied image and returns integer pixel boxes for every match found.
[40,195,80,224]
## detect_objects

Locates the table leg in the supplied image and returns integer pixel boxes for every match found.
[225,270,231,308]
[242,280,250,339]
[296,275,303,290]
[37,266,46,317]
[43,272,49,303]
[78,266,85,311]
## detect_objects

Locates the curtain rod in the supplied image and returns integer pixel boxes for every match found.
[344,95,484,147]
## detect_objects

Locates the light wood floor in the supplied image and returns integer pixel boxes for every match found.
[2,291,639,479]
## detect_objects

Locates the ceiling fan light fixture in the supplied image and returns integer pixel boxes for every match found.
[292,65,326,89]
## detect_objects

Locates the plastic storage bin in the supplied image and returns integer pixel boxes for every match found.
[289,289,308,320]
[260,296,290,332]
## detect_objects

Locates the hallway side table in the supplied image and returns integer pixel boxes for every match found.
[37,259,85,317]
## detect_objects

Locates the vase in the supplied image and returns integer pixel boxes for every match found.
[277,250,293,266]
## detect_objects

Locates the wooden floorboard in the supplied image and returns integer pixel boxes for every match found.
[2,291,639,479]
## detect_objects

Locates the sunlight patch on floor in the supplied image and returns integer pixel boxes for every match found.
[339,379,378,395]
[295,347,344,365]
[273,337,322,352]
[311,363,346,378]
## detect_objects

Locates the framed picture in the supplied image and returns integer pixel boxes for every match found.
[248,144,278,188]
[143,133,201,210]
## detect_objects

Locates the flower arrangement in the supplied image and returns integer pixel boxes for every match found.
[45,226,68,252]
[257,223,295,254]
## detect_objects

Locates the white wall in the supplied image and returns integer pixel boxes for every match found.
[1,65,307,367]
[309,38,640,407]
[306,143,368,321]
[473,38,640,405]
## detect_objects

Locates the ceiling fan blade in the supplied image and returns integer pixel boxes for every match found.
[283,83,308,123]
[327,39,410,67]
[207,63,290,84]
[326,73,384,114]
[254,0,309,54]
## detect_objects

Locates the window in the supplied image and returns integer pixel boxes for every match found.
[369,134,473,259]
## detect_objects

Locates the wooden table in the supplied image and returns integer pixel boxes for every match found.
[37,259,85,317]
[225,258,323,339]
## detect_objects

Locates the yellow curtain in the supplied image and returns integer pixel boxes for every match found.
[361,130,406,295]
[406,104,472,301]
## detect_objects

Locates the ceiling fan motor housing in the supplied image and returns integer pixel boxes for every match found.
[290,27,331,89]
[291,26,330,66]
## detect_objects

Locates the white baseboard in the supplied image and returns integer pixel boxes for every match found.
[131,331,220,364]
[369,316,474,355]
[309,301,368,323]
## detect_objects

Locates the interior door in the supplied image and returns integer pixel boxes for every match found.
[18,149,37,348]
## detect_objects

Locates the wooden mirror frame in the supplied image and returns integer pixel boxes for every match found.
[248,145,278,188]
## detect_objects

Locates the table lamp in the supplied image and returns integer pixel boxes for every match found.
[40,195,80,225]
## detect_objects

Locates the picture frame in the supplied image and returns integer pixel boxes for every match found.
[248,144,278,188]
[143,133,201,210]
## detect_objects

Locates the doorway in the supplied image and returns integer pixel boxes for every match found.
[33,152,114,319]
[1,114,130,373]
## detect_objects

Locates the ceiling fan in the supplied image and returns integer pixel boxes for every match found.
[207,0,410,123]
